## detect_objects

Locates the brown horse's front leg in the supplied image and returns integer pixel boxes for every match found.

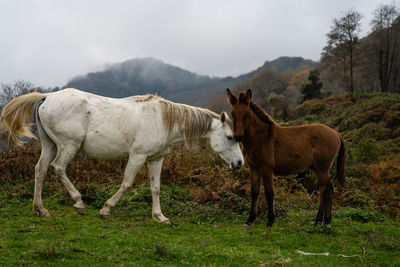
[263,172,275,227]
[245,168,261,226]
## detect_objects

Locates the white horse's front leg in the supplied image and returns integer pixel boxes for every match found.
[100,154,146,219]
[148,157,170,224]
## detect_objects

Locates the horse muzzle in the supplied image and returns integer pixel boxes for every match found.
[231,160,243,170]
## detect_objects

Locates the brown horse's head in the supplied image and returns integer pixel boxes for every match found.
[226,88,252,142]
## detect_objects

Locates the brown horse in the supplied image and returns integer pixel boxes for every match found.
[226,89,345,227]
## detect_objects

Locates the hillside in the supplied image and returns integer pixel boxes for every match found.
[207,57,317,113]
[288,93,400,219]
[63,57,317,107]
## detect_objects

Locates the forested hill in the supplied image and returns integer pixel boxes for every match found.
[64,58,242,106]
[63,57,317,106]
[260,56,318,72]
[207,57,318,113]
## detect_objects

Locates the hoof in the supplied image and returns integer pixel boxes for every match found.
[243,220,255,227]
[267,218,275,227]
[314,220,323,226]
[74,202,85,215]
[243,220,253,227]
[74,207,85,215]
[100,208,110,219]
[161,219,171,224]
[34,208,51,217]
[323,216,332,225]
[100,212,110,219]
[153,214,170,224]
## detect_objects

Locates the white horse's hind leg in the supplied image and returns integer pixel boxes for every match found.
[51,145,85,215]
[33,141,56,216]
[100,154,146,219]
[148,158,170,224]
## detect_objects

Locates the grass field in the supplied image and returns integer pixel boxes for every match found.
[1,92,400,266]
[1,184,399,266]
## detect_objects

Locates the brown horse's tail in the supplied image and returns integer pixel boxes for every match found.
[0,92,46,145]
[335,135,346,187]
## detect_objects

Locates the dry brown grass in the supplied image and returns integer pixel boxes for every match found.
[0,139,319,217]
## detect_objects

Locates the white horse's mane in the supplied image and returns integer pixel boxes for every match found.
[160,97,220,145]
[130,93,229,144]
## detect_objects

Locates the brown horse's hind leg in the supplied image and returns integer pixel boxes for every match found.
[314,170,331,225]
[323,182,334,224]
[263,172,275,227]
[245,167,261,226]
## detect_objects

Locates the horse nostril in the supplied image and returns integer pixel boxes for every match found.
[235,135,243,142]
[238,160,242,167]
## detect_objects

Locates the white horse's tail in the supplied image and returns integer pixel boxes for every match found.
[1,92,46,145]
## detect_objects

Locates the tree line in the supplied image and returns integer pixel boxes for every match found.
[320,2,400,100]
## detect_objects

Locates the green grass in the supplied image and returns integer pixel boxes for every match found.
[0,189,399,266]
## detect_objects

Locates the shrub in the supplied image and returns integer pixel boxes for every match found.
[355,137,379,163]
[335,208,385,223]
[343,189,370,208]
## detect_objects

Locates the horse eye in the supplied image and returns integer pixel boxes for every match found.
[227,136,233,140]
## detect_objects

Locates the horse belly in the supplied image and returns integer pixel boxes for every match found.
[273,150,313,176]
[80,133,130,160]
[81,120,132,160]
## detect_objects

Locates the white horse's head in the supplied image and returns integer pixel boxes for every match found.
[208,112,244,170]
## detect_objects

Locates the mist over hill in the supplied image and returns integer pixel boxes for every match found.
[63,57,318,107]
[64,58,244,106]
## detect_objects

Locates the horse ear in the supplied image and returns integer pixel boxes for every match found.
[220,111,228,124]
[226,88,237,105]
[245,89,252,103]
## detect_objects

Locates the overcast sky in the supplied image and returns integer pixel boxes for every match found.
[0,0,383,87]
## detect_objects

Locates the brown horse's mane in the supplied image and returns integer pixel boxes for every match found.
[249,101,277,125]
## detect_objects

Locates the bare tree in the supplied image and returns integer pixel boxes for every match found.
[371,2,400,92]
[321,40,349,92]
[0,80,35,110]
[322,9,363,101]
[0,80,36,146]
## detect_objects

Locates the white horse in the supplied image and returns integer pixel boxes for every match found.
[1,88,243,223]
